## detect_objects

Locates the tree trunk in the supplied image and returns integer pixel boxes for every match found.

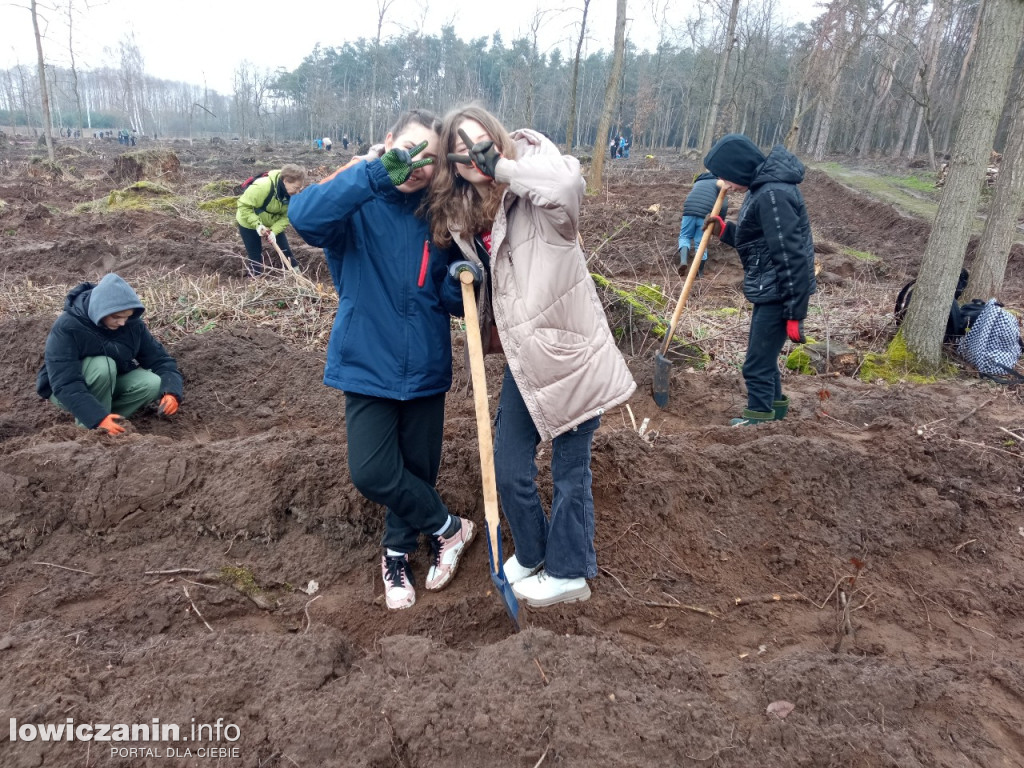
[30,0,54,162]
[964,44,1024,301]
[900,0,1024,367]
[586,0,626,194]
[565,0,590,154]
[701,0,740,152]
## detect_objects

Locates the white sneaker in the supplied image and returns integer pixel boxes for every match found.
[381,553,415,610]
[502,554,542,585]
[512,570,591,607]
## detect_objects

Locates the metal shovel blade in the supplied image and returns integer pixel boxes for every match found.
[485,522,520,630]
[653,350,671,408]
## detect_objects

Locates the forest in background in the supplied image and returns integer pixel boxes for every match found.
[1,0,1018,165]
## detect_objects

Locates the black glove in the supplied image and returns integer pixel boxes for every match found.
[380,140,433,186]
[449,260,483,285]
[786,319,806,344]
[448,128,502,179]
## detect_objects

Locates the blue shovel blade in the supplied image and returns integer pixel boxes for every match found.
[485,522,520,631]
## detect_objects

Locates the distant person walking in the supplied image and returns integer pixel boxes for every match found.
[323,137,333,151]
[36,273,183,433]
[236,165,308,277]
[677,172,729,276]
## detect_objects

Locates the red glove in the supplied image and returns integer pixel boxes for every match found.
[157,394,179,416]
[98,414,126,435]
[703,214,725,238]
[786,319,806,343]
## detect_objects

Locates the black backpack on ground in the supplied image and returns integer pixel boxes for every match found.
[894,268,970,342]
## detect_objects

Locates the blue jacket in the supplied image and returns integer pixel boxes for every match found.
[720,146,816,319]
[36,279,183,428]
[288,159,462,399]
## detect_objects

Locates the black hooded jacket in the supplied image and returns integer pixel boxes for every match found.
[719,146,816,319]
[36,281,183,428]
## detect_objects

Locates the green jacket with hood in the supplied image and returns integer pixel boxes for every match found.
[236,170,292,234]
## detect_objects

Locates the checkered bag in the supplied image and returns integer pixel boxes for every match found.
[956,299,1023,377]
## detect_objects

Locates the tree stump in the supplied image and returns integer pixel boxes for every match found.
[112,149,181,183]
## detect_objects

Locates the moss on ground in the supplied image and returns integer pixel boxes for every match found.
[858,332,955,384]
[786,346,814,374]
[198,196,239,215]
[73,181,179,213]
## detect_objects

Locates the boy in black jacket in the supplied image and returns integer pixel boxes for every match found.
[37,273,183,434]
[702,134,816,426]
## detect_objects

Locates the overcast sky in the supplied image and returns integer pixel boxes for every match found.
[1,0,822,94]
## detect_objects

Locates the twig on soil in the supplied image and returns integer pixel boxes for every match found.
[951,539,977,554]
[144,568,202,575]
[599,567,719,618]
[732,593,804,607]
[954,396,996,425]
[950,438,1022,460]
[999,426,1024,442]
[907,583,995,639]
[33,561,93,575]
[534,658,549,686]
[643,599,719,618]
[533,747,550,768]
[630,530,694,579]
[303,595,321,634]
[183,586,214,633]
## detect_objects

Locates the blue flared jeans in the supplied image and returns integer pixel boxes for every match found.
[493,366,599,580]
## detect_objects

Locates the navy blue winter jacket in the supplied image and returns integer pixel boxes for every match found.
[288,159,462,399]
[36,281,183,428]
[719,146,816,320]
[683,172,729,219]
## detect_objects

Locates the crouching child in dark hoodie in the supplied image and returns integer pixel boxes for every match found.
[36,273,184,434]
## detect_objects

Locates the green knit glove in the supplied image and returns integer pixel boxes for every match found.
[380,140,433,186]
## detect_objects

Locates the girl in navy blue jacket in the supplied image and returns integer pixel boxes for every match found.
[288,110,474,611]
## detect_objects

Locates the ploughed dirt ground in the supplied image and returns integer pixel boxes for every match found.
[1,134,1023,768]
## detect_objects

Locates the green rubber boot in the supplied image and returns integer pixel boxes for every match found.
[729,409,775,426]
[772,396,790,420]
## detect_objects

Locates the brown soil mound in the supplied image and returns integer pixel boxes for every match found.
[1,138,1022,768]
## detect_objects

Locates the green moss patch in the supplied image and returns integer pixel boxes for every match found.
[857,332,955,384]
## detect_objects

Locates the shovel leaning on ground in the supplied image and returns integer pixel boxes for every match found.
[652,181,727,408]
[458,269,520,630]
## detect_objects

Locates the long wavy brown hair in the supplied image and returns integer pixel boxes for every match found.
[427,104,517,248]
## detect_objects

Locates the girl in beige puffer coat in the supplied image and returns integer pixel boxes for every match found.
[429,105,636,608]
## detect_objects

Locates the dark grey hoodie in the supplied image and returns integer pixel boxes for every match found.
[36,274,183,428]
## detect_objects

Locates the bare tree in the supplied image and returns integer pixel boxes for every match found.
[701,0,740,152]
[29,0,56,160]
[565,0,591,153]
[368,0,395,143]
[900,0,1024,367]
[963,42,1024,301]
[586,0,626,193]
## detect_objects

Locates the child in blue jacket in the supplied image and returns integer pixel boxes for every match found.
[288,110,474,612]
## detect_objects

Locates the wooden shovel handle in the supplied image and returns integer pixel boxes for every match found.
[659,181,727,357]
[460,271,502,575]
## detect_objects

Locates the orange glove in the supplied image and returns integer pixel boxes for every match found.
[157,394,179,416]
[98,414,126,435]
